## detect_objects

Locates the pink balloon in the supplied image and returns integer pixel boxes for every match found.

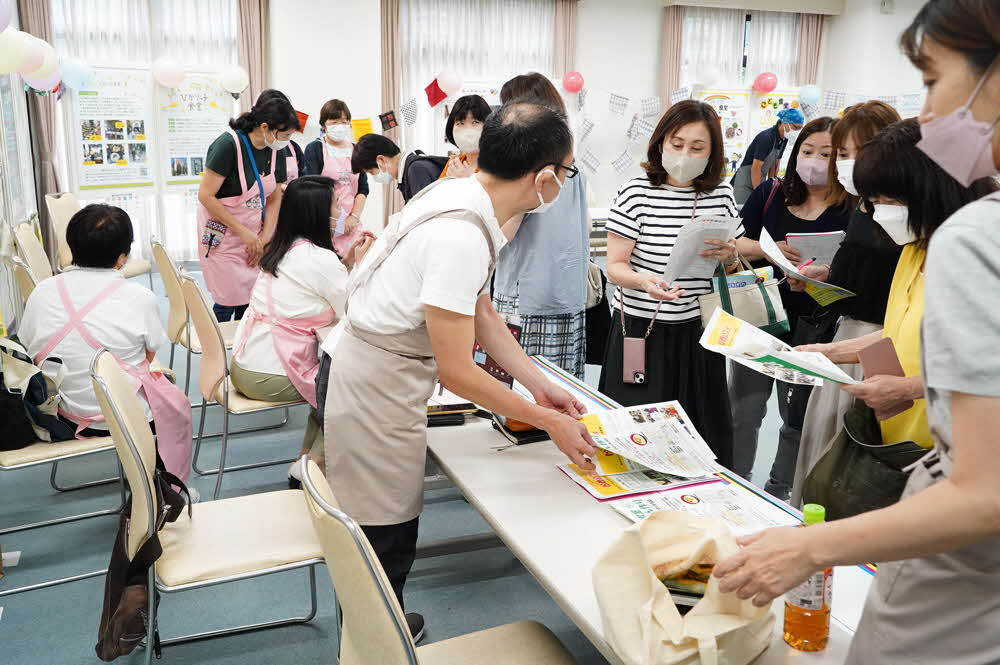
[14,33,46,75]
[24,69,61,91]
[563,71,584,94]
[753,72,778,94]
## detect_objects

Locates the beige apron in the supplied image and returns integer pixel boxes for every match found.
[323,179,498,526]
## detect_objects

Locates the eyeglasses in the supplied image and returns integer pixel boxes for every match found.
[549,161,579,179]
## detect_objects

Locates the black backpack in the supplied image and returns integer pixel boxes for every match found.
[95,454,191,661]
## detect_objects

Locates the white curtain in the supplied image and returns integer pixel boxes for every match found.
[51,0,151,65]
[151,0,239,66]
[747,11,802,89]
[399,0,555,159]
[679,7,746,89]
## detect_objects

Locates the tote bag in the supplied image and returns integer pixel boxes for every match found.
[593,511,774,665]
[699,259,789,336]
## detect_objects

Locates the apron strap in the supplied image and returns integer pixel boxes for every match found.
[225,128,250,194]
[236,130,267,226]
[34,276,127,365]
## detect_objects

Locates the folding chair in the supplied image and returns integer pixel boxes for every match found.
[180,275,302,499]
[12,219,53,283]
[2,254,36,315]
[45,192,154,289]
[301,459,580,665]
[90,350,323,664]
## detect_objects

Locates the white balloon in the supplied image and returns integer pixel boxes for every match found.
[438,70,463,96]
[25,40,57,78]
[218,64,249,94]
[0,29,21,74]
[0,31,45,75]
[152,57,185,88]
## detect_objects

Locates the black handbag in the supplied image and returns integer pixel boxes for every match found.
[783,308,840,428]
[801,401,928,520]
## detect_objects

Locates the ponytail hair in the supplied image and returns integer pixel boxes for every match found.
[229,97,300,134]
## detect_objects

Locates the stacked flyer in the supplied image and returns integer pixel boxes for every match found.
[558,401,720,500]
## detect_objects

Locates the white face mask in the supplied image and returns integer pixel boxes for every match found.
[532,168,563,214]
[872,204,916,245]
[836,159,858,196]
[371,161,395,184]
[325,124,352,143]
[266,129,290,151]
[661,151,709,184]
[452,127,482,154]
[784,129,801,145]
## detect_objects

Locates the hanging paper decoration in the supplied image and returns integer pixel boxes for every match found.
[821,90,847,112]
[580,148,600,174]
[612,150,634,173]
[351,117,375,142]
[401,97,418,126]
[800,103,820,120]
[875,94,900,108]
[608,93,629,115]
[641,96,660,119]
[669,86,692,105]
[637,118,655,140]
[295,110,309,131]
[626,114,641,144]
[577,88,587,112]
[577,118,594,143]
[379,111,398,131]
[425,79,447,107]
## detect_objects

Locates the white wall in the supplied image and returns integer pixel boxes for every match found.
[268,0,384,229]
[818,0,924,97]
[575,0,664,207]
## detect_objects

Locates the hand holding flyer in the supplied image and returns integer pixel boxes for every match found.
[700,308,859,386]
[662,216,742,286]
[759,228,855,306]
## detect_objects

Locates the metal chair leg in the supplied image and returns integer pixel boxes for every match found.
[192,398,209,472]
[147,270,155,291]
[169,343,176,371]
[212,405,231,500]
[145,566,156,665]
[192,406,296,479]
[50,459,120,492]
[0,568,108,598]
[184,337,192,399]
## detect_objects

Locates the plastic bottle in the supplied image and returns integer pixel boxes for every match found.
[783,503,831,651]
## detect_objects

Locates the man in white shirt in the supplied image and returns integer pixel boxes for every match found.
[20,204,167,436]
[323,100,597,641]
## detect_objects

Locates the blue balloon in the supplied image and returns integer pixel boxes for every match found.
[60,58,94,90]
[800,84,822,106]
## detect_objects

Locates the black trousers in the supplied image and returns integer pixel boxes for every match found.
[361,517,420,611]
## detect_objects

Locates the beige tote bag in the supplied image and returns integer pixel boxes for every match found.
[593,511,774,665]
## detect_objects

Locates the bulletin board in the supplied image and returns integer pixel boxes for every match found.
[698,89,750,178]
[158,73,233,185]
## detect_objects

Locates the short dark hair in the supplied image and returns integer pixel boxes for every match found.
[477,100,572,181]
[445,95,492,146]
[255,89,289,105]
[782,116,836,207]
[320,99,352,126]
[260,176,337,275]
[66,204,134,269]
[351,133,401,173]
[825,101,901,208]
[901,0,1000,75]
[499,73,566,114]
[642,100,725,192]
[229,97,300,134]
[854,118,999,249]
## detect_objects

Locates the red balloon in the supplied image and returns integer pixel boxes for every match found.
[753,72,778,94]
[563,71,584,94]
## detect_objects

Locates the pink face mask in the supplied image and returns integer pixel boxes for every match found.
[917,57,1000,187]
[795,156,829,187]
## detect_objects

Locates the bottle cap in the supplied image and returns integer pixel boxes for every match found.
[803,504,826,525]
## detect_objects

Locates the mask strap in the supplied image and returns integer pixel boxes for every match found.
[535,168,563,190]
[965,54,1000,123]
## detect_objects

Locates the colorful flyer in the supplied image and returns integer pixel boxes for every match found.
[159,73,234,185]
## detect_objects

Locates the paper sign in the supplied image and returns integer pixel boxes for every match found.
[351,118,375,142]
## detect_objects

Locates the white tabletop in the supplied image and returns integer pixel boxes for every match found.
[427,418,861,664]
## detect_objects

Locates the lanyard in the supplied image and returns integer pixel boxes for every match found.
[237,130,267,226]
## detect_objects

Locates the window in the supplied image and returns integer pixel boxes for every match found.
[680,8,801,89]
[399,0,556,158]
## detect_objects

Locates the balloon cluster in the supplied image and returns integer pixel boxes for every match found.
[0,0,63,91]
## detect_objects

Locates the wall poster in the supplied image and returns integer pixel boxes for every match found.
[159,73,234,185]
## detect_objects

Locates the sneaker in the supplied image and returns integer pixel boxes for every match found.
[406,612,425,643]
[187,487,201,504]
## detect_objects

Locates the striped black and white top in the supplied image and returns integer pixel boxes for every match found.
[607,177,743,324]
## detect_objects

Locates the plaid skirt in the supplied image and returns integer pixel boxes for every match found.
[493,293,586,380]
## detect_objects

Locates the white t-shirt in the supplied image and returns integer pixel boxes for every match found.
[19,268,168,428]
[323,177,505,354]
[233,241,348,375]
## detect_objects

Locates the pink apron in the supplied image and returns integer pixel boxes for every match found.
[35,276,193,482]
[232,241,336,408]
[197,128,278,307]
[321,144,363,256]
[285,145,299,182]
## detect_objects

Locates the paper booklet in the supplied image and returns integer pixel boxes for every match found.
[579,401,720,478]
[786,230,846,267]
[608,478,801,536]
[661,216,742,286]
[759,227,855,306]
[558,463,709,501]
[700,308,859,386]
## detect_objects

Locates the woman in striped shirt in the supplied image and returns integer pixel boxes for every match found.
[599,100,752,468]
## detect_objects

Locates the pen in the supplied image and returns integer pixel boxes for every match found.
[797,258,816,270]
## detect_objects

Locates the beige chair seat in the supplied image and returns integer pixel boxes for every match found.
[179,319,239,353]
[157,489,322,587]
[120,258,152,279]
[213,379,303,413]
[416,621,579,665]
[0,436,114,468]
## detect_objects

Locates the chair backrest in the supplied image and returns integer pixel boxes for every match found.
[90,350,159,559]
[179,276,228,401]
[13,221,53,282]
[3,255,37,309]
[150,239,187,344]
[301,460,418,665]
[44,192,81,269]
